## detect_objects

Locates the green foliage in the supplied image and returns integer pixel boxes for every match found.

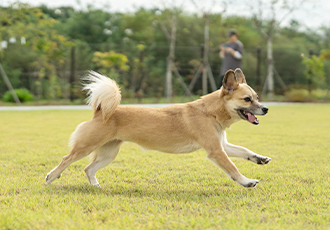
[92,51,129,82]
[137,43,145,51]
[320,46,330,60]
[0,3,73,100]
[0,105,330,228]
[302,55,325,86]
[2,88,33,102]
[73,40,94,70]
[284,89,310,102]
[1,4,330,100]
[285,88,329,102]
[93,51,129,71]
[58,8,118,44]
[0,65,22,91]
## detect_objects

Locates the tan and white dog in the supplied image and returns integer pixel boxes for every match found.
[46,68,271,188]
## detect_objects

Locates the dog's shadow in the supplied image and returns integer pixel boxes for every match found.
[46,183,246,200]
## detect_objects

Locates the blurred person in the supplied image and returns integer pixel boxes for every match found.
[219,29,244,87]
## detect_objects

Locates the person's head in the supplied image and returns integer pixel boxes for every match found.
[227,29,239,42]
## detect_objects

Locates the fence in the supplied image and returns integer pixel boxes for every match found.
[1,43,329,101]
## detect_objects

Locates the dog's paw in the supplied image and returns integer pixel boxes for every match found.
[45,173,51,184]
[248,155,271,165]
[243,179,259,188]
[46,172,61,185]
[257,156,271,165]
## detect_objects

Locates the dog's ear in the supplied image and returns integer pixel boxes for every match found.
[234,68,247,84]
[223,69,239,93]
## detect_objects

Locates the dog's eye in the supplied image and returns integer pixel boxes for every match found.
[244,97,251,102]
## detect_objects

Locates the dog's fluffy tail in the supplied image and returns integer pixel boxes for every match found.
[83,71,121,122]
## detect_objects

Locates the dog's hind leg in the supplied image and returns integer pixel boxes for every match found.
[46,120,112,185]
[46,144,97,185]
[84,140,123,187]
[221,132,271,165]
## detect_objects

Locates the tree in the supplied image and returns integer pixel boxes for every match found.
[1,3,326,102]
[92,50,130,83]
[0,3,73,99]
[250,0,308,100]
[302,53,325,92]
[155,8,179,99]
[189,0,227,94]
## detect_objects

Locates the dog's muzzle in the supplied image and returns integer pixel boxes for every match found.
[237,106,269,125]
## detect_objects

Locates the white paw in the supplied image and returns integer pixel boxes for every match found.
[258,156,271,165]
[243,179,259,188]
[249,155,271,165]
[45,171,61,185]
[45,173,54,185]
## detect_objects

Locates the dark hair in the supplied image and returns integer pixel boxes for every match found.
[227,29,238,37]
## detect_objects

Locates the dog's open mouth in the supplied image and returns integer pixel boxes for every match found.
[238,109,259,125]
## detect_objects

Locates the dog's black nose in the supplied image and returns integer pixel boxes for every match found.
[262,107,269,114]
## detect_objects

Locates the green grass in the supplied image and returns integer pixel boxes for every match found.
[0,104,329,229]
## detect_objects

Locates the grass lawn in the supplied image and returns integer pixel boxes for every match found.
[0,104,329,229]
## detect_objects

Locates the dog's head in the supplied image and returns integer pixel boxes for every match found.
[221,68,268,125]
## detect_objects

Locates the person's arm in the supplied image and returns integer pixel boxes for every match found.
[219,45,225,59]
[225,47,242,59]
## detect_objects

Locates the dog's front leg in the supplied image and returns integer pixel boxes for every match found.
[224,143,271,165]
[220,132,271,165]
[206,147,259,188]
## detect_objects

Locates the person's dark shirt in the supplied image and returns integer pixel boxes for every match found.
[220,40,244,76]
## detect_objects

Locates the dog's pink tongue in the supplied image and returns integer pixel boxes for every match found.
[247,112,256,123]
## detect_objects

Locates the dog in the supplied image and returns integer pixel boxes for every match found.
[46,68,271,188]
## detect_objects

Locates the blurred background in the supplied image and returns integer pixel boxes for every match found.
[1,0,330,104]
